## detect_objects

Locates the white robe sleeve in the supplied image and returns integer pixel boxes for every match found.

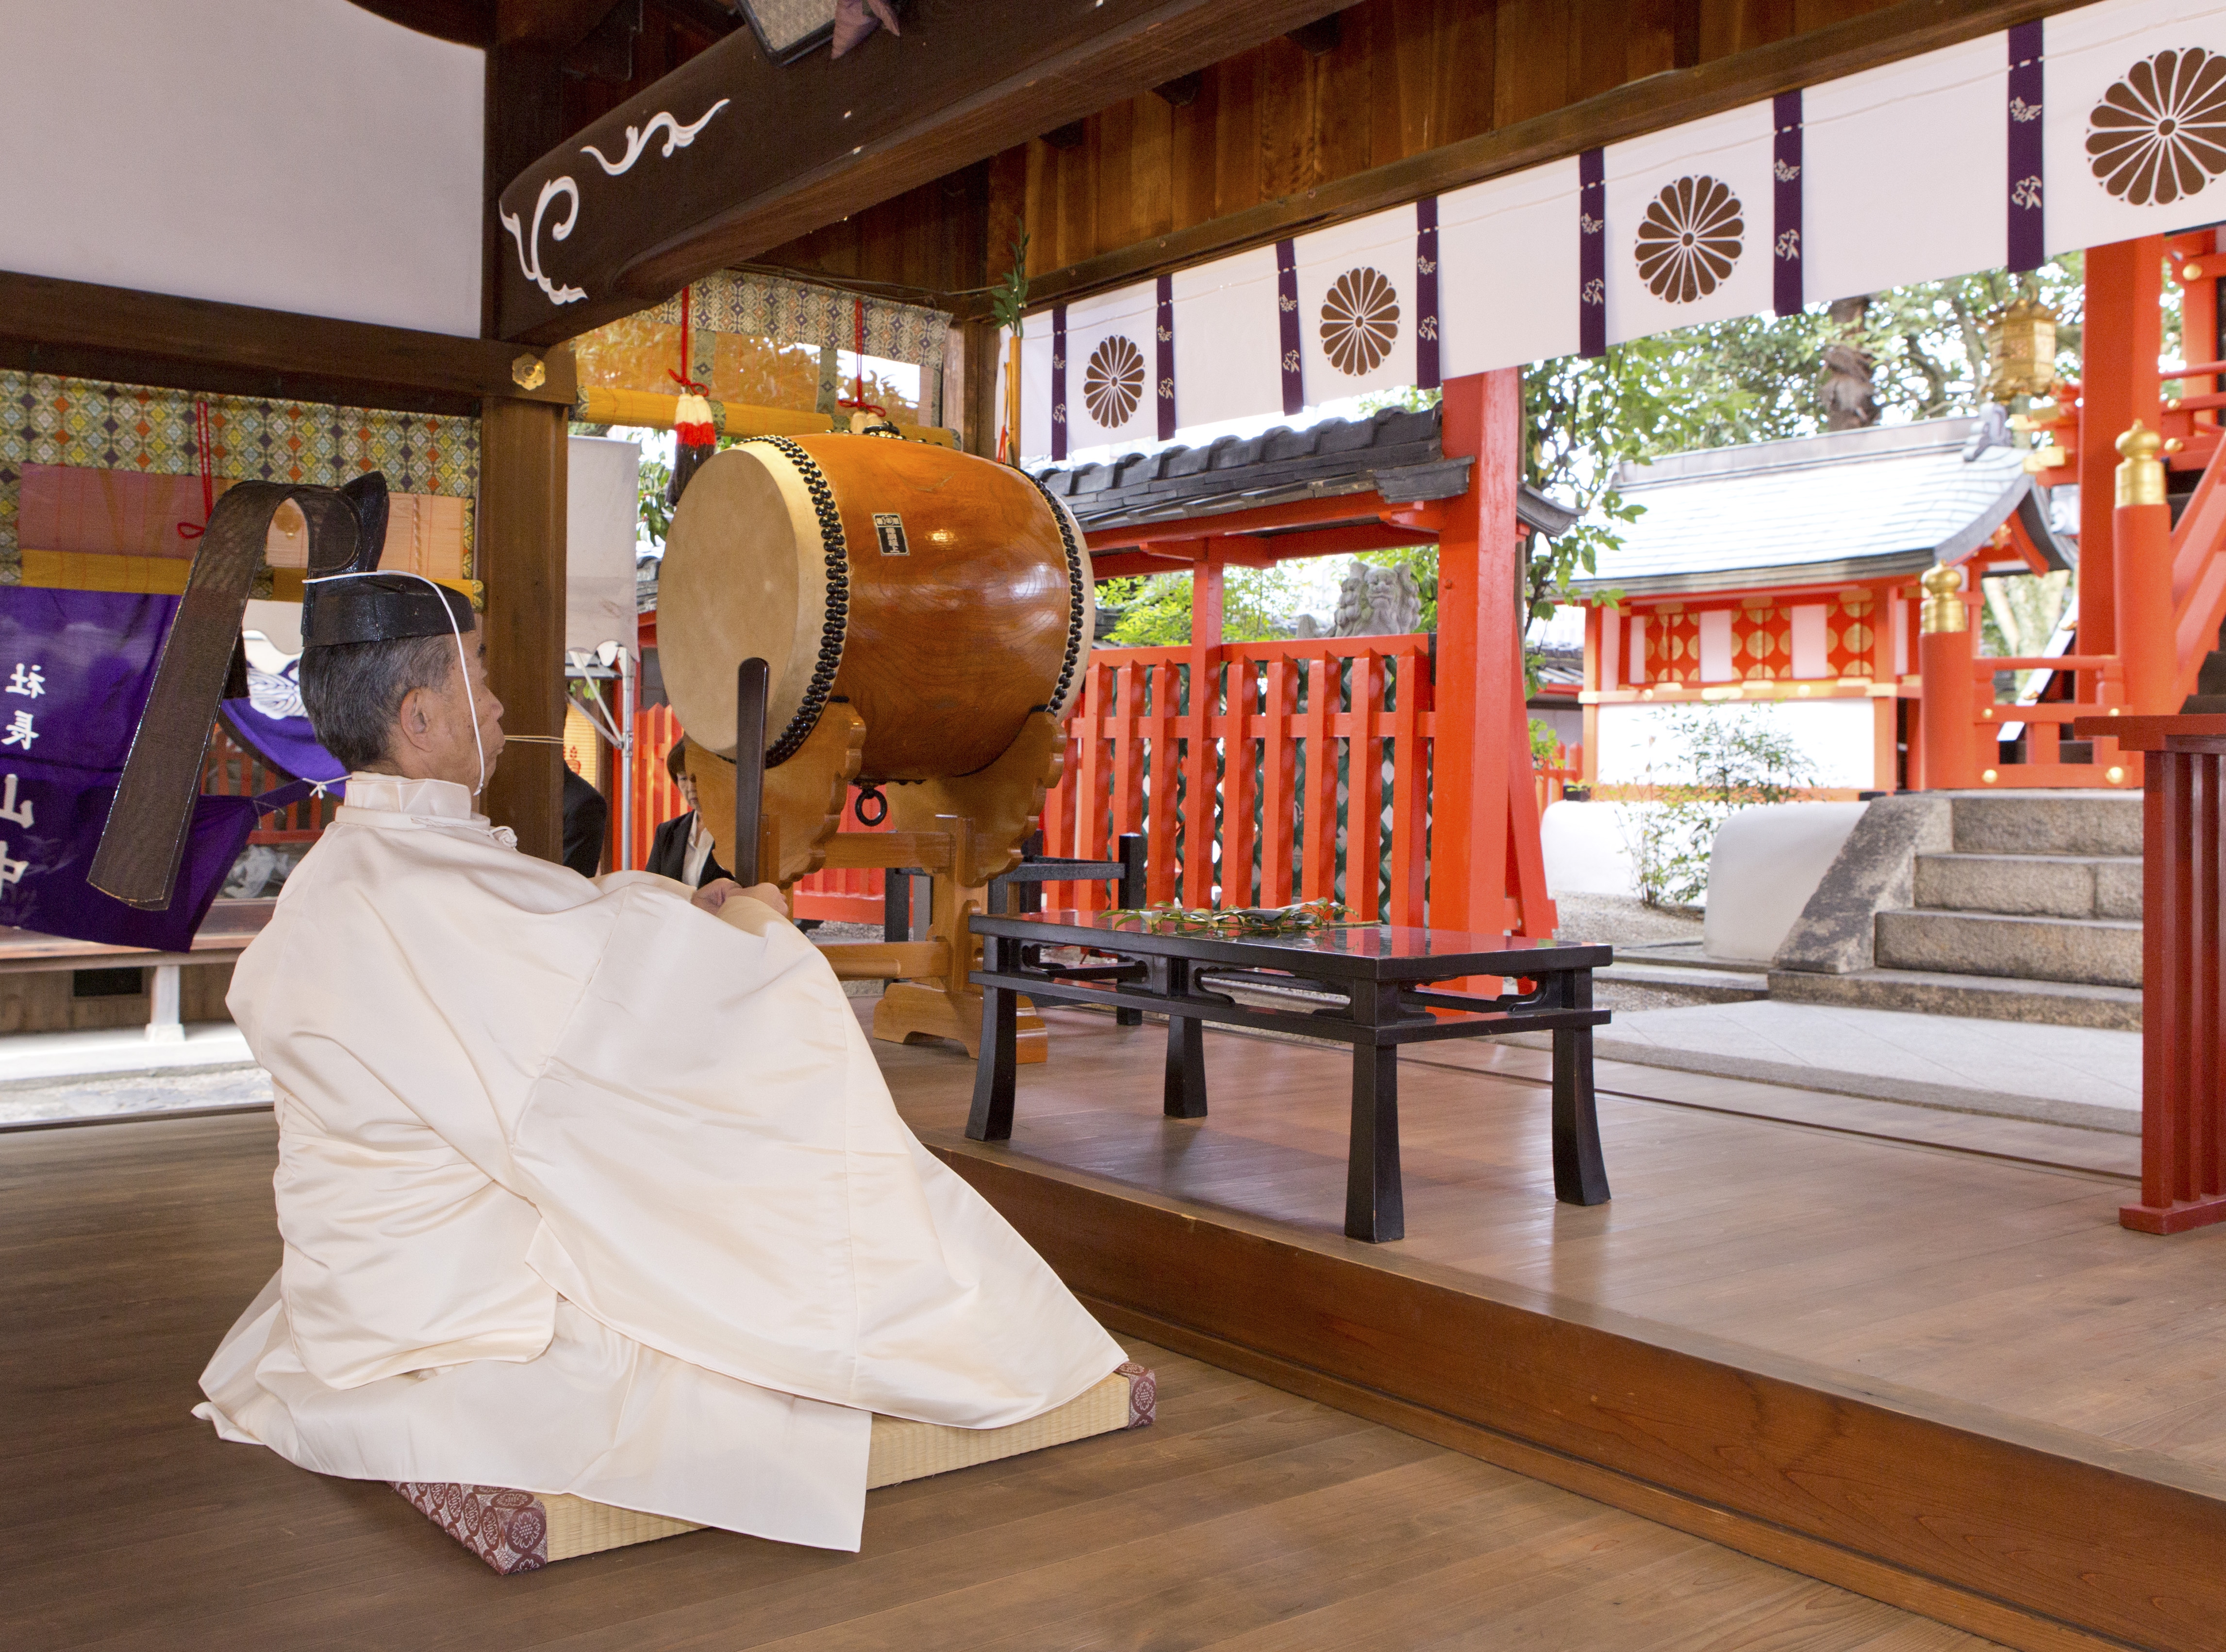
[511,881,1126,1427]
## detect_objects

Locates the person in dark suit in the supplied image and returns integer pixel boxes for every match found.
[646,736,729,888]
[561,765,609,877]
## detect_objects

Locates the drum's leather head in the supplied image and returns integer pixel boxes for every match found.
[659,446,826,759]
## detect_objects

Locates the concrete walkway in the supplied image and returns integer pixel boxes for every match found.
[0,1024,259,1124]
[1526,999,2140,1134]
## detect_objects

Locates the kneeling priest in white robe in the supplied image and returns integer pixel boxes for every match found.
[193,570,1126,1551]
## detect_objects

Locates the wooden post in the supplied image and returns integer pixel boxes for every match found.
[478,396,567,860]
[1183,550,1223,907]
[2114,422,2177,715]
[1433,369,1523,940]
[2077,714,2226,1232]
[2078,236,2164,659]
[1916,563,1977,791]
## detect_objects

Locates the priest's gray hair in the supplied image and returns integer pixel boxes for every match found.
[299,634,463,772]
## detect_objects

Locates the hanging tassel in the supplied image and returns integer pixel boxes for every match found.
[674,391,716,451]
[666,284,719,509]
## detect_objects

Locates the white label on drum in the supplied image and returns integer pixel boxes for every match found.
[872,513,910,556]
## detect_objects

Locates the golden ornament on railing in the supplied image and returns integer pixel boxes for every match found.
[1984,296,2059,402]
[2116,419,2168,507]
[1920,562,1968,633]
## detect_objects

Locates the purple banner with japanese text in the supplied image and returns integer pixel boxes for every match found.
[0,588,266,951]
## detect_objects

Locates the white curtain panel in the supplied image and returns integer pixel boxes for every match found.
[1604,101,1777,347]
[1438,157,1585,377]
[994,0,2226,457]
[1059,283,1162,452]
[2045,0,2226,256]
[1804,34,2007,302]
[1003,327,1056,463]
[1169,246,1286,431]
[1293,207,1420,405]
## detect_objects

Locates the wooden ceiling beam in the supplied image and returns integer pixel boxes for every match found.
[0,270,577,417]
[496,0,626,48]
[1006,0,2091,318]
[491,0,1349,344]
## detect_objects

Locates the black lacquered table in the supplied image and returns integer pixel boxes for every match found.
[967,911,1613,1241]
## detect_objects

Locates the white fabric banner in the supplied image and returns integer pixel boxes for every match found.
[1293,207,1419,406]
[1002,327,1056,463]
[1170,246,1285,432]
[1805,34,2008,301]
[2045,0,2226,256]
[1438,157,1585,377]
[1605,102,1777,346]
[1059,283,1161,453]
[565,436,641,657]
[1001,0,2226,461]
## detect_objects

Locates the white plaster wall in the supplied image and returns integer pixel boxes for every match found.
[567,437,641,657]
[1541,800,1640,898]
[1595,698,1879,791]
[0,0,483,335]
[1702,802,1869,962]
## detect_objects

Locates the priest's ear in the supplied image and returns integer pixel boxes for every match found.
[390,684,442,756]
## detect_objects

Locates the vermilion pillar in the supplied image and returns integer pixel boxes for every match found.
[1917,563,1978,789]
[2079,237,2164,658]
[1435,369,1547,939]
[2115,423,2177,714]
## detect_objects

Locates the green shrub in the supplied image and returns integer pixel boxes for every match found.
[1624,706,1816,908]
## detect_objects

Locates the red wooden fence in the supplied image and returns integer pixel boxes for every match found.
[1023,637,1439,921]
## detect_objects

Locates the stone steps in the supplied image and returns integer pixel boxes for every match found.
[1947,791,2142,857]
[1769,791,2146,1028]
[1595,961,1769,1002]
[1874,908,2142,988]
[1768,963,2142,1030]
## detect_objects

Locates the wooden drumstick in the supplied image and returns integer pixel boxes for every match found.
[733,657,769,888]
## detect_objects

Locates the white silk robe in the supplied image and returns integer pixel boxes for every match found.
[194,773,1124,1551]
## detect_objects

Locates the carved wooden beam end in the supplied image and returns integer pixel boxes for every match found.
[491,0,1351,343]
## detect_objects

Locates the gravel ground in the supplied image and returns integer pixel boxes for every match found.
[1550,892,1705,947]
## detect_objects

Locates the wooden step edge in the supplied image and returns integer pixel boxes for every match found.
[1080,1298,2137,1652]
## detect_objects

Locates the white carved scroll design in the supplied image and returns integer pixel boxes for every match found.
[499,177,587,306]
[580,99,733,177]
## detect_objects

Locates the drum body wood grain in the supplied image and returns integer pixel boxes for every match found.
[660,435,1091,781]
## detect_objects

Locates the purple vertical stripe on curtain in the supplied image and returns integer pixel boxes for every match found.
[2008,22,2045,273]
[1050,304,1069,461]
[1579,149,1606,358]
[1276,239,1304,414]
[1416,198,1442,390]
[1155,274,1176,439]
[1773,91,1804,316]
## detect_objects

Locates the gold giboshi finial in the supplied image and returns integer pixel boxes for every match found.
[2116,419,2167,507]
[1920,562,1967,634]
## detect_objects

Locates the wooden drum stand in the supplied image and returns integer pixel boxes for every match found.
[686,692,1063,1065]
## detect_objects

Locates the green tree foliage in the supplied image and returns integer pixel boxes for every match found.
[1098,564,1319,646]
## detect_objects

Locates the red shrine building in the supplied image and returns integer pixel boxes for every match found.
[1573,415,2075,795]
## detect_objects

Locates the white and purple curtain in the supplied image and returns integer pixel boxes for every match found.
[1008,0,2226,463]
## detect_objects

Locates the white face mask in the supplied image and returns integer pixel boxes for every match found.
[302,570,486,796]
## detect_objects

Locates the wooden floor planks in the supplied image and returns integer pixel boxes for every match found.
[1,1108,1998,1651]
[876,1009,2226,1489]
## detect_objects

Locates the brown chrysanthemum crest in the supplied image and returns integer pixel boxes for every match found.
[1319,268,1401,376]
[2088,47,2226,206]
[1633,175,1744,304]
[1083,335,1146,427]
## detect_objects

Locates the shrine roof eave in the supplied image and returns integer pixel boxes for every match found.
[1571,550,1941,601]
[1036,405,1577,541]
[1569,483,2071,603]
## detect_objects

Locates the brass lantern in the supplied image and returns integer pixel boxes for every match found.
[1985,297,2059,402]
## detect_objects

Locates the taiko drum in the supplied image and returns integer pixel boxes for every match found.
[658,434,1092,781]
